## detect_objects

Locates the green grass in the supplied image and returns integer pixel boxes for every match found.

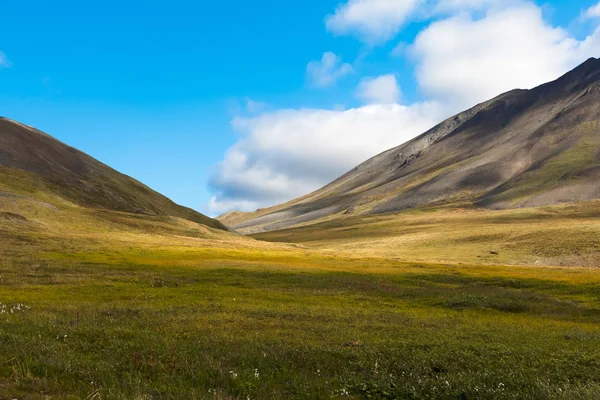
[2,193,600,398]
[3,242,600,399]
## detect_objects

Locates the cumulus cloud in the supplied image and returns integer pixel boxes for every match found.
[0,52,12,68]
[583,1,600,19]
[434,0,503,12]
[208,196,265,216]
[208,103,445,213]
[412,3,600,108]
[356,75,402,104]
[209,0,600,214]
[306,52,353,87]
[326,0,425,44]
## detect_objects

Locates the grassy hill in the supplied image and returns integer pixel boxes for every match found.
[223,58,600,234]
[0,117,227,231]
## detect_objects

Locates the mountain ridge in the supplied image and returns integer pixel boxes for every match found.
[221,57,600,233]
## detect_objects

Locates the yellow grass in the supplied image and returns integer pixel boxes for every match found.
[2,192,600,398]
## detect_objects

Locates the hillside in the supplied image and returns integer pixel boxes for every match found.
[223,57,600,233]
[0,117,228,231]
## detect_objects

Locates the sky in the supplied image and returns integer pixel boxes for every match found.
[1,0,600,216]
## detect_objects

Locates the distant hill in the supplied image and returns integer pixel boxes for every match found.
[222,57,600,233]
[0,117,228,231]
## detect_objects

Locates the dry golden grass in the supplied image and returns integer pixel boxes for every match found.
[3,190,600,399]
[253,201,600,267]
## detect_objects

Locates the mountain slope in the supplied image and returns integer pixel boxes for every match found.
[223,57,600,234]
[0,117,228,231]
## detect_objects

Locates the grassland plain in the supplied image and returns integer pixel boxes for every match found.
[252,201,600,268]
[1,193,600,399]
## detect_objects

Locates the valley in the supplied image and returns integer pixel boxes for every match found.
[2,182,600,398]
[2,60,600,399]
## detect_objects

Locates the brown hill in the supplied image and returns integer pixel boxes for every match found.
[223,57,600,233]
[0,117,228,231]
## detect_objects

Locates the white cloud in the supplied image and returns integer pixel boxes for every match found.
[584,1,600,19]
[326,0,425,44]
[412,3,600,108]
[208,103,445,213]
[208,197,261,216]
[434,0,503,12]
[356,75,402,104]
[306,52,353,87]
[209,0,600,214]
[0,52,11,68]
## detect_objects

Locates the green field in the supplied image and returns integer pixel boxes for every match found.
[2,192,600,399]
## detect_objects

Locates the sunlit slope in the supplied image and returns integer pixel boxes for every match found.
[0,117,228,230]
[0,169,295,269]
[251,202,600,267]
[226,57,600,233]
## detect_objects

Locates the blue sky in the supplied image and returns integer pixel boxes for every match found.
[1,0,599,216]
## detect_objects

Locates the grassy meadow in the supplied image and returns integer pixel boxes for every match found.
[2,188,600,398]
[253,202,600,267]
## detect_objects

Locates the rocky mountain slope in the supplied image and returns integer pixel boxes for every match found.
[222,57,600,233]
[0,117,228,230]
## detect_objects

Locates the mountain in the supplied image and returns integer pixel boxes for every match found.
[0,117,228,231]
[222,57,600,234]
